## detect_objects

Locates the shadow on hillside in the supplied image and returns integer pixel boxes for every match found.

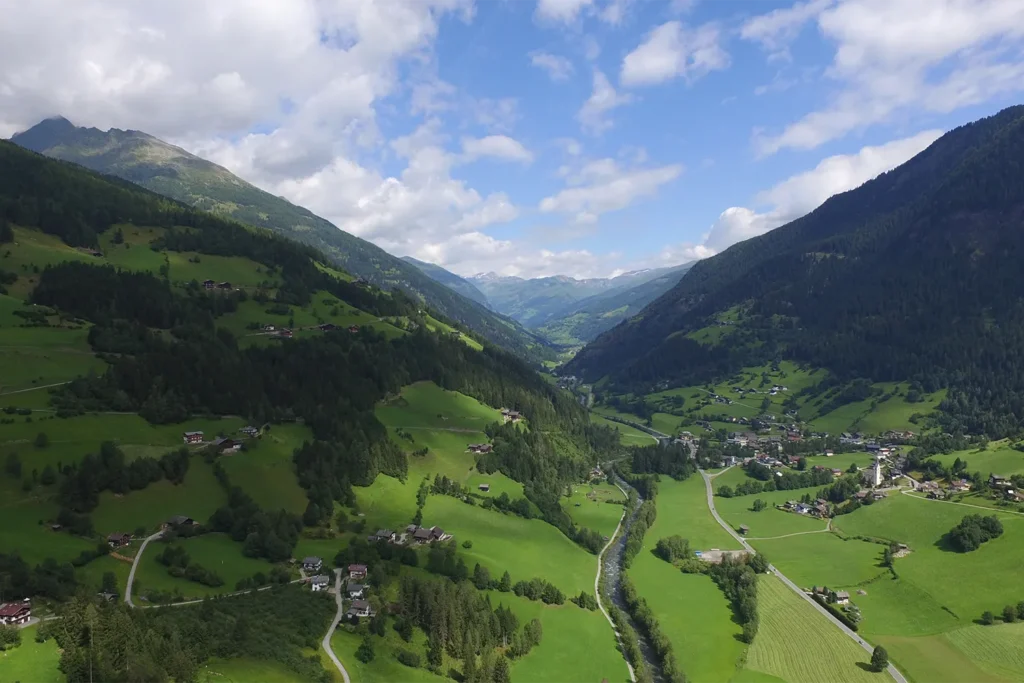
[932,533,960,553]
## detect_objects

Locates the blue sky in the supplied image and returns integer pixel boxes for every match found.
[2,0,1024,277]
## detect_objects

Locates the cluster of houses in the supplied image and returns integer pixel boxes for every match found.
[989,475,1023,502]
[0,599,31,626]
[181,425,261,450]
[501,408,522,424]
[467,443,493,454]
[202,280,234,290]
[309,562,375,619]
[362,525,451,546]
[781,499,831,518]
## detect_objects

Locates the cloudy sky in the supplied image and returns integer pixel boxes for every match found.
[2,0,1023,278]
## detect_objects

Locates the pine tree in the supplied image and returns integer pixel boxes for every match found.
[493,656,511,683]
[498,571,512,592]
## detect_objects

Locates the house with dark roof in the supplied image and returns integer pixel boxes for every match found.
[467,443,493,454]
[302,556,323,572]
[239,425,259,438]
[347,582,366,599]
[311,575,330,592]
[370,529,396,544]
[412,527,433,543]
[166,515,195,527]
[347,599,373,619]
[212,437,242,454]
[107,532,131,548]
[202,279,215,289]
[183,431,204,444]
[348,564,368,580]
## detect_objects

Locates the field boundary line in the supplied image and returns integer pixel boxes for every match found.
[596,480,638,683]
[698,469,907,683]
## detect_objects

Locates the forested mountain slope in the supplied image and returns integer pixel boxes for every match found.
[567,105,1024,436]
[10,117,553,363]
[401,255,491,307]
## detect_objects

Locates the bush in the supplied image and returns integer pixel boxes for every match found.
[654,535,690,563]
[397,649,421,668]
[947,514,1004,552]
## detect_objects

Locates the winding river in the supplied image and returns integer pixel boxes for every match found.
[603,470,664,683]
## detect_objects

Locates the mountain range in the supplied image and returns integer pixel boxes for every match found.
[566,104,1024,437]
[10,117,553,363]
[402,258,693,347]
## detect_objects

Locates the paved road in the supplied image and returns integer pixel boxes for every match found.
[125,531,164,607]
[699,470,907,683]
[900,488,1024,517]
[321,569,352,683]
[595,480,637,683]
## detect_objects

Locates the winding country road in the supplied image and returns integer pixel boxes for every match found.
[321,569,352,683]
[124,530,164,607]
[699,470,907,683]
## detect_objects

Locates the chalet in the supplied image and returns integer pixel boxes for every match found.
[263,324,277,332]
[831,468,843,476]
[347,325,360,333]
[318,323,337,331]
[467,443,493,454]
[311,575,330,592]
[347,582,366,599]
[823,450,835,457]
[347,600,373,619]
[501,408,522,424]
[202,279,215,289]
[166,515,195,528]
[348,564,368,581]
[784,500,798,510]
[813,503,830,517]
[478,484,490,492]
[370,529,396,544]
[739,525,750,535]
[830,590,851,605]
[0,600,31,626]
[212,437,242,454]
[1007,489,1024,503]
[239,425,259,438]
[183,431,205,445]
[990,474,1012,489]
[216,281,232,290]
[107,532,131,548]
[430,526,447,541]
[412,527,433,544]
[302,556,323,573]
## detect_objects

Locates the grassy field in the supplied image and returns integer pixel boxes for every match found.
[332,622,447,683]
[932,441,1024,478]
[135,532,285,599]
[591,414,658,446]
[377,382,501,431]
[92,457,228,534]
[750,532,885,589]
[656,476,743,551]
[563,482,624,538]
[423,495,596,596]
[741,575,878,683]
[716,489,831,539]
[198,657,312,683]
[0,495,98,564]
[0,625,63,683]
[219,424,310,514]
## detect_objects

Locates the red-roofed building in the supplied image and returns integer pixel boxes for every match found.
[0,600,31,625]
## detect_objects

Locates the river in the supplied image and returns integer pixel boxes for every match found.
[603,470,664,683]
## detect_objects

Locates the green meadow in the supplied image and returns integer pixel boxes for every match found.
[134,532,286,599]
[423,494,596,596]
[716,489,831,539]
[376,381,501,431]
[219,424,311,514]
[750,533,885,589]
[563,482,624,539]
[0,625,63,683]
[741,575,878,683]
[591,413,658,446]
[658,476,743,551]
[199,657,311,683]
[932,441,1024,478]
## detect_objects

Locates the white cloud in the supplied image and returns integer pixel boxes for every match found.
[535,0,594,23]
[461,135,534,163]
[529,51,575,81]
[577,70,634,134]
[540,156,682,224]
[654,130,942,262]
[599,0,635,25]
[740,0,833,61]
[754,0,1024,155]
[621,21,729,87]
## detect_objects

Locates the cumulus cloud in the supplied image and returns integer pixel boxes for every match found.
[621,21,729,87]
[530,51,575,81]
[535,0,595,23]
[461,135,534,164]
[750,0,1024,154]
[652,129,942,263]
[540,156,682,225]
[577,70,634,134]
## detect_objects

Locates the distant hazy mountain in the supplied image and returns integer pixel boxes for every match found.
[536,262,694,345]
[12,117,553,362]
[468,266,691,332]
[400,256,490,308]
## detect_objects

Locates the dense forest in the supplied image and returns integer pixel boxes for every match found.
[567,105,1024,437]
